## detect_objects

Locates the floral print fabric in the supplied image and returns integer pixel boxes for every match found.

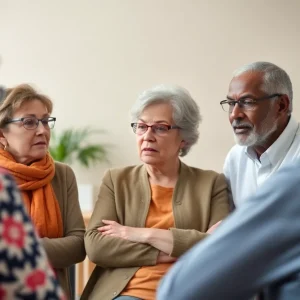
[0,169,65,300]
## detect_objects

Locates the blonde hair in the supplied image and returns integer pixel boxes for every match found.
[0,84,53,128]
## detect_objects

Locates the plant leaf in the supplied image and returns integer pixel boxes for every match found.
[76,145,108,168]
[49,127,109,167]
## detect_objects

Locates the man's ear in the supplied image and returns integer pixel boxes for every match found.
[278,94,290,114]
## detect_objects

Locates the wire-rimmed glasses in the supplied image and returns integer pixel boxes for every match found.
[131,122,181,136]
[220,94,282,112]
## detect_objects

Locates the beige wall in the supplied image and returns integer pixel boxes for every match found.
[1,0,300,188]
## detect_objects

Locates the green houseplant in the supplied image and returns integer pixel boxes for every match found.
[49,128,108,168]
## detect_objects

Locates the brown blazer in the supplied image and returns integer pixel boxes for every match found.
[82,161,229,300]
[42,162,86,299]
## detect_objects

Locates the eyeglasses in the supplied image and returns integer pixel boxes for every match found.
[131,122,181,136]
[6,117,56,130]
[220,94,282,112]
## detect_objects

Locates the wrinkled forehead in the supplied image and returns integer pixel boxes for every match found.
[139,102,174,123]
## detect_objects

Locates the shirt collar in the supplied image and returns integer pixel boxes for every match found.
[245,117,299,165]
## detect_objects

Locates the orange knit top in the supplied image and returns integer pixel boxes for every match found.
[121,184,174,300]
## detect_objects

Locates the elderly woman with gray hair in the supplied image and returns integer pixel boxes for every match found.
[83,85,229,300]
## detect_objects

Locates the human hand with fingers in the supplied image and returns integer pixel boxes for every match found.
[97,220,149,243]
[206,220,222,234]
[156,251,177,264]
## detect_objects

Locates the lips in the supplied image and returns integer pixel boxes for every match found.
[143,148,158,152]
[34,141,47,146]
[232,120,253,134]
[233,126,252,134]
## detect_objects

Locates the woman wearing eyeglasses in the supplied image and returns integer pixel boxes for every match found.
[0,84,86,298]
[83,85,229,300]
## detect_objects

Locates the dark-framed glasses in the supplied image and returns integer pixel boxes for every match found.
[6,117,56,130]
[131,122,181,136]
[220,94,282,112]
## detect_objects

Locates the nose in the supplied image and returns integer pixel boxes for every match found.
[143,127,156,141]
[36,121,47,134]
[229,103,245,121]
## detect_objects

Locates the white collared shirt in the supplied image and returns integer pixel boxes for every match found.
[224,117,300,207]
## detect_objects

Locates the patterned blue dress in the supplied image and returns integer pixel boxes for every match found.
[0,169,65,299]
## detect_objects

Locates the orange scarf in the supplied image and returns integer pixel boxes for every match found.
[0,149,63,238]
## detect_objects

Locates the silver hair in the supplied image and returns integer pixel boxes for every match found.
[233,61,293,115]
[130,84,202,157]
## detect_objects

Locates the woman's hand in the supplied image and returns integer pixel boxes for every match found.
[98,220,174,254]
[206,220,222,234]
[156,251,177,264]
[98,220,149,243]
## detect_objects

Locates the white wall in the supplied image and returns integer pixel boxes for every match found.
[1,0,300,191]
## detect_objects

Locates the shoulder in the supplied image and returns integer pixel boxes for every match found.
[180,162,225,184]
[291,122,300,148]
[104,165,144,179]
[100,165,146,188]
[52,162,78,202]
[53,161,76,187]
[223,144,246,175]
[225,144,245,162]
[54,161,75,177]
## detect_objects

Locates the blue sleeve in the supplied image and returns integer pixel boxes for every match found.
[157,162,300,300]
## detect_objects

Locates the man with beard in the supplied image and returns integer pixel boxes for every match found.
[220,61,300,208]
[158,62,300,300]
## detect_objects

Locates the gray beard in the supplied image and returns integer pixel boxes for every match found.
[234,119,278,147]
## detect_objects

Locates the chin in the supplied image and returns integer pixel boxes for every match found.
[33,150,48,160]
[140,156,160,165]
[234,133,257,147]
[234,137,247,146]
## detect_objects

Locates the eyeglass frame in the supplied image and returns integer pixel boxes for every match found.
[219,93,282,112]
[5,117,56,130]
[131,122,181,136]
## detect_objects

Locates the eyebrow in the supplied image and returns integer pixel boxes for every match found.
[139,119,170,124]
[226,94,255,101]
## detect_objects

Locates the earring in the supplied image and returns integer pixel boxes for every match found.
[4,144,7,151]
